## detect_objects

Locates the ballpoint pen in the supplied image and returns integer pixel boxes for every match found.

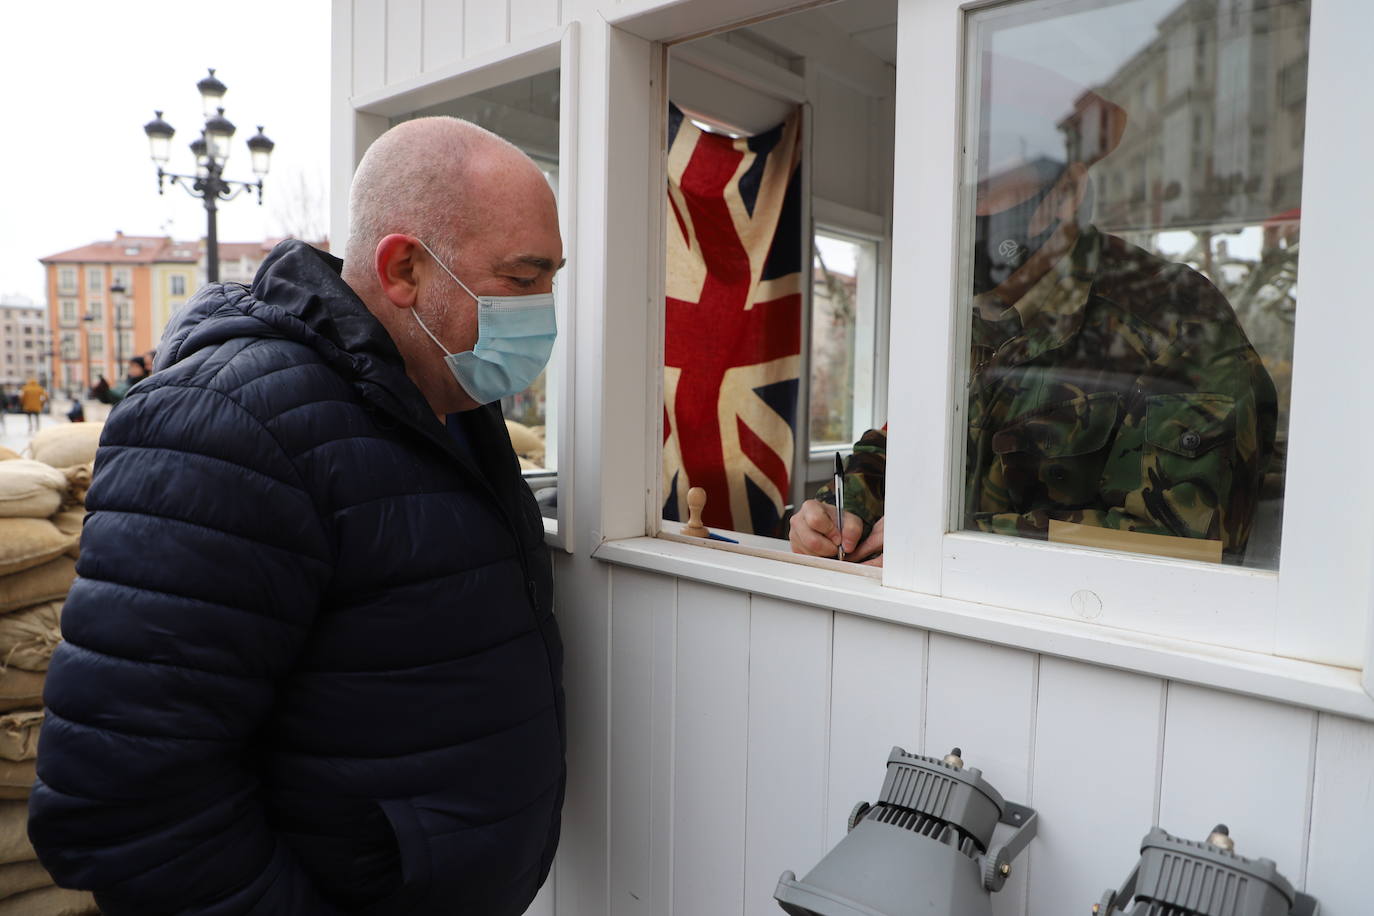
[833,451,845,562]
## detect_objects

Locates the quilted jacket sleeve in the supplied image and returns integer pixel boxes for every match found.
[28,380,342,915]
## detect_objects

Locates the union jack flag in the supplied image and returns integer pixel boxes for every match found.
[662,103,803,536]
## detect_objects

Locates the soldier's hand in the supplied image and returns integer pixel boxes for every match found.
[850,516,884,567]
[789,499,863,560]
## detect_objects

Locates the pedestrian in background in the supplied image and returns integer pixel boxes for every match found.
[90,356,149,406]
[18,379,46,433]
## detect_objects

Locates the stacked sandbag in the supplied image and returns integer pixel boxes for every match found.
[26,425,102,474]
[0,430,100,913]
[505,419,547,470]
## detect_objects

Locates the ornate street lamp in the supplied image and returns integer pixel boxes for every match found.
[81,312,97,390]
[143,68,275,283]
[109,281,129,369]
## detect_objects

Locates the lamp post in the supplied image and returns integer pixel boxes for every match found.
[143,69,275,283]
[109,281,128,372]
[81,312,96,391]
[40,348,54,393]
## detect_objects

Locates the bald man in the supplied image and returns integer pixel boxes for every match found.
[30,118,567,915]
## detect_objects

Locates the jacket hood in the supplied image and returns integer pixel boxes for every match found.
[153,240,503,476]
[156,240,405,384]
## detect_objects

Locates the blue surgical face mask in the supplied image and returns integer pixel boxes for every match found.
[410,238,557,405]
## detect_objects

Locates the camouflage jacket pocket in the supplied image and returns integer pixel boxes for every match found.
[977,391,1120,514]
[1143,393,1236,458]
[989,391,1120,459]
[1135,393,1238,542]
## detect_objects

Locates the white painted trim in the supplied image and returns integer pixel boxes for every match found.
[604,0,837,46]
[811,198,885,239]
[349,25,567,116]
[669,34,807,104]
[548,20,581,552]
[880,0,960,596]
[600,25,664,543]
[593,536,1374,721]
[942,533,1278,656]
[745,10,896,100]
[1273,0,1374,672]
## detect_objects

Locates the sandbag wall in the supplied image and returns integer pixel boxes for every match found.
[0,424,104,915]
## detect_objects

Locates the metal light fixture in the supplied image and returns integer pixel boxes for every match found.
[141,69,274,282]
[204,107,236,166]
[196,67,227,118]
[1097,825,1319,916]
[142,111,174,165]
[246,126,275,177]
[190,136,210,180]
[775,747,1038,916]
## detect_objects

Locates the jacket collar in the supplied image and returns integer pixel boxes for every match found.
[160,240,502,488]
[971,225,1101,370]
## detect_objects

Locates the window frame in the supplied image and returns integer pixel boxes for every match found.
[340,23,581,551]
[881,0,1370,671]
[590,0,1374,715]
[808,205,888,462]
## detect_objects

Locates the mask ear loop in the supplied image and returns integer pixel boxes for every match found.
[410,236,482,357]
[411,307,454,357]
[414,237,480,302]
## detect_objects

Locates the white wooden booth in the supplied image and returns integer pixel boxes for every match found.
[332,0,1374,913]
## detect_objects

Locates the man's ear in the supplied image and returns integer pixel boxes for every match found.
[374,234,421,309]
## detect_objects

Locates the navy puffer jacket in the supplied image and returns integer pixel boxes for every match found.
[28,241,565,915]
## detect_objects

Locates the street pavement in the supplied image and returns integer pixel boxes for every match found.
[0,401,111,456]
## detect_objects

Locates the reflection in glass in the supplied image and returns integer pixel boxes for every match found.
[956,0,1307,568]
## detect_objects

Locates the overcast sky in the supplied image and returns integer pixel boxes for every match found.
[0,0,331,304]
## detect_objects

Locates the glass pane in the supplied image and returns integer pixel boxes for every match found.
[811,231,879,450]
[960,0,1306,569]
[392,69,562,519]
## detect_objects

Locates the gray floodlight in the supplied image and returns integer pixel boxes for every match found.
[1097,825,1319,916]
[775,746,1038,916]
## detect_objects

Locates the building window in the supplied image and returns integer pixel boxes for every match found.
[88,333,104,357]
[170,275,187,296]
[86,267,103,294]
[58,268,76,293]
[60,333,78,361]
[87,300,103,322]
[113,268,132,292]
[60,300,77,324]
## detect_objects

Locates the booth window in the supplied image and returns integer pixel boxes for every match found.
[660,0,895,547]
[954,0,1308,571]
[391,69,564,520]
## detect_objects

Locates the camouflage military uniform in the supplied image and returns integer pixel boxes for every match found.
[816,227,1277,561]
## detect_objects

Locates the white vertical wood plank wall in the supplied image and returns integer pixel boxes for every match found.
[331,1,1374,914]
